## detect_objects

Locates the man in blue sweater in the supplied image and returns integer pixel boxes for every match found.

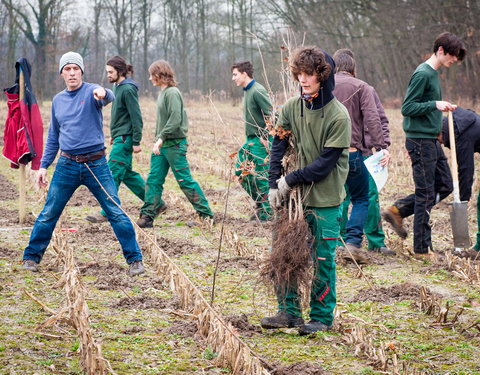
[22,51,145,276]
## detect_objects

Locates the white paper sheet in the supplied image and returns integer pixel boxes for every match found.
[364,150,388,192]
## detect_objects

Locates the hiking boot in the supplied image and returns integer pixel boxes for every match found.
[85,213,107,223]
[412,251,436,261]
[298,320,332,336]
[156,204,168,216]
[137,214,154,228]
[260,311,304,329]
[128,260,145,276]
[369,246,396,256]
[382,206,407,239]
[341,243,369,264]
[23,259,39,272]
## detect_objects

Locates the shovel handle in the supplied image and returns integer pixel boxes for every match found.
[448,111,460,203]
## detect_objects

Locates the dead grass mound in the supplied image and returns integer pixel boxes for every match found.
[348,282,432,304]
[162,319,198,337]
[224,313,261,336]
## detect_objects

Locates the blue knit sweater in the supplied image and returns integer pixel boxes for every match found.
[41,82,114,168]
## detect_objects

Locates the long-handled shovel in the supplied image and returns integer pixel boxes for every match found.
[448,110,470,248]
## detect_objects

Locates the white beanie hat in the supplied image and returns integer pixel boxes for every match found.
[59,51,84,74]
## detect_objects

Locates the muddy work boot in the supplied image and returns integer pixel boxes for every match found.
[298,320,332,336]
[23,259,39,272]
[260,311,304,329]
[381,206,407,239]
[155,204,168,216]
[369,246,396,256]
[128,260,145,276]
[85,213,107,223]
[340,243,369,264]
[137,214,154,228]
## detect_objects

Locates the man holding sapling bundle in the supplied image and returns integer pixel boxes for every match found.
[382,32,465,258]
[231,60,273,222]
[263,46,351,335]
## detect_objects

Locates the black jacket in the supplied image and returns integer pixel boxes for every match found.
[442,107,480,201]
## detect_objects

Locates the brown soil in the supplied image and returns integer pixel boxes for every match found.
[271,362,329,375]
[78,260,126,276]
[94,273,166,291]
[0,173,17,201]
[214,256,258,271]
[110,295,179,310]
[156,235,204,256]
[348,282,437,304]
[0,246,17,258]
[162,319,198,337]
[121,326,146,334]
[224,313,261,336]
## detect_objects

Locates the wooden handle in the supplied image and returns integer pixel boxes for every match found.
[448,111,460,203]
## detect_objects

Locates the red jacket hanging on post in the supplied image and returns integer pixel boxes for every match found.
[3,58,44,170]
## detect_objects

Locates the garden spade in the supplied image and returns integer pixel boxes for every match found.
[447,111,470,248]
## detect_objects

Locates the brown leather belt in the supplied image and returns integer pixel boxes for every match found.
[60,149,105,163]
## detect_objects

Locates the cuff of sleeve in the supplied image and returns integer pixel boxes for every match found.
[132,141,140,146]
[285,173,297,187]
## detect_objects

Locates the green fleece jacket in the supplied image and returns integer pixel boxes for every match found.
[243,81,272,138]
[401,63,442,138]
[155,86,188,143]
[110,79,143,145]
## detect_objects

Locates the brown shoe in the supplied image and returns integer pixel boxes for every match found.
[412,251,436,261]
[137,215,153,228]
[341,243,369,264]
[85,213,107,223]
[382,206,407,239]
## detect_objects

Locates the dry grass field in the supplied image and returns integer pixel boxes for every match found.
[0,97,480,375]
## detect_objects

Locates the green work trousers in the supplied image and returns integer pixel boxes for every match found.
[276,205,340,325]
[236,135,272,220]
[141,139,213,219]
[100,135,145,217]
[340,156,386,249]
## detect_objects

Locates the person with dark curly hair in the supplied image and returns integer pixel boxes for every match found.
[262,46,351,335]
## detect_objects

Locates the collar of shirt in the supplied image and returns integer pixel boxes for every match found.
[243,80,256,91]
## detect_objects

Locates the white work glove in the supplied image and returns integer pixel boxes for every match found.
[268,188,282,209]
[276,177,291,198]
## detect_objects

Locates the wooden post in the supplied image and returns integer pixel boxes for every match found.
[19,68,26,224]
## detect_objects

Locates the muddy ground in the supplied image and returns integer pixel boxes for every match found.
[1,100,480,374]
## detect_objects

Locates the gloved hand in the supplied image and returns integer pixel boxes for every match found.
[268,188,282,209]
[276,177,291,198]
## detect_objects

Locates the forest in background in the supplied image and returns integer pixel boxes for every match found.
[0,0,479,104]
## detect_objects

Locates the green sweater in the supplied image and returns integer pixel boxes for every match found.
[401,63,442,138]
[243,81,272,138]
[110,79,143,145]
[155,86,188,145]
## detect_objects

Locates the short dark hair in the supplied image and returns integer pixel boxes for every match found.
[149,59,177,87]
[289,46,332,83]
[433,32,466,61]
[231,60,254,78]
[333,49,356,75]
[106,56,134,77]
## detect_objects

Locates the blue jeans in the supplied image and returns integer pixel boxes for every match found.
[23,155,142,264]
[344,151,369,247]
